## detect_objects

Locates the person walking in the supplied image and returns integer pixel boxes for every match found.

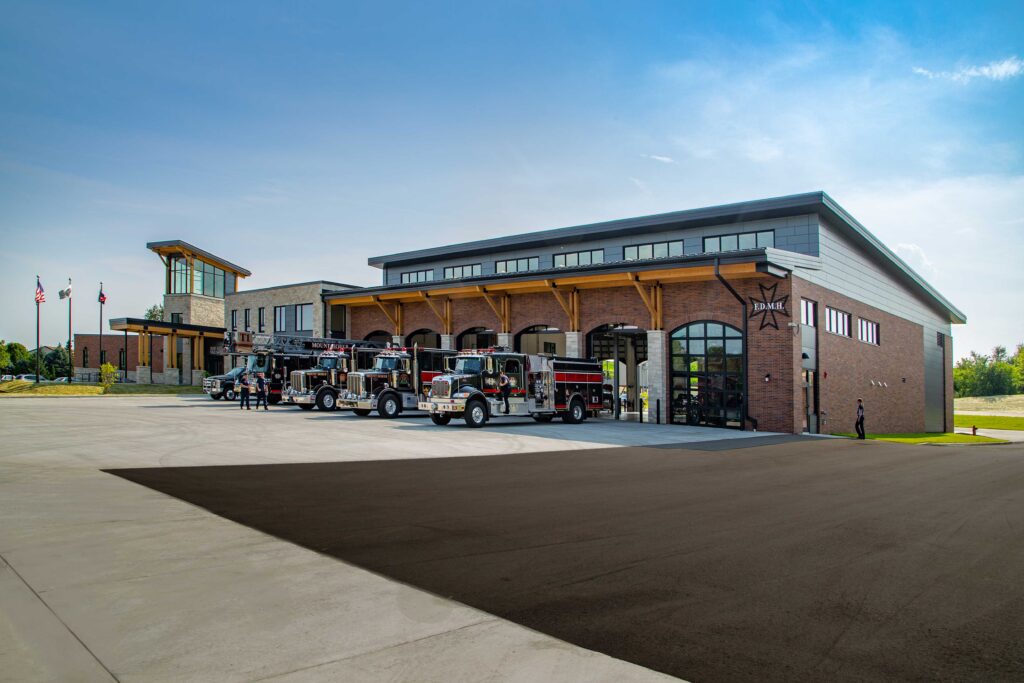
[855,398,865,439]
[255,372,269,411]
[239,373,252,410]
[499,368,511,414]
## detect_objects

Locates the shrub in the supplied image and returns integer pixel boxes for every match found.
[100,362,118,391]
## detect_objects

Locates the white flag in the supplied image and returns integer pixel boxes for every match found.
[59,283,72,299]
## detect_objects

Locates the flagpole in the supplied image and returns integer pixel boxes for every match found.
[35,275,41,384]
[67,278,73,383]
[98,281,103,376]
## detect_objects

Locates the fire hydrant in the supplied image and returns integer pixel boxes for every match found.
[972,425,978,436]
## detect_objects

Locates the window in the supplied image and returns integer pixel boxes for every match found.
[825,307,851,337]
[443,264,482,279]
[258,307,266,333]
[100,350,107,365]
[274,306,287,332]
[703,230,774,253]
[554,249,604,268]
[624,241,683,261]
[800,299,816,327]
[858,319,879,345]
[401,269,434,284]
[119,349,126,370]
[244,308,251,332]
[495,257,539,274]
[670,321,744,428]
[83,347,89,367]
[170,312,182,324]
[296,303,313,331]
[230,309,238,331]
[168,257,228,298]
[936,331,945,347]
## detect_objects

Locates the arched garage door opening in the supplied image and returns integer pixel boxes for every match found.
[406,329,441,349]
[457,327,497,350]
[515,325,563,355]
[669,321,744,428]
[363,330,391,345]
[587,324,648,420]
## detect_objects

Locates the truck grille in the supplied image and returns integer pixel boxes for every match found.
[347,374,364,397]
[290,370,304,391]
[431,377,451,398]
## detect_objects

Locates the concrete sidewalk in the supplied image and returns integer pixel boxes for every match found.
[955,426,1024,442]
[0,396,738,681]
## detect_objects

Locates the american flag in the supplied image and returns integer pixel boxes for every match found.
[34,277,45,303]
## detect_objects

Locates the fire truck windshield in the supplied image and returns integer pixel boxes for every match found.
[453,357,482,374]
[245,354,271,373]
[373,356,401,371]
[320,356,339,370]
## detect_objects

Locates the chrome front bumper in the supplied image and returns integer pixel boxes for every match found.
[284,389,315,405]
[418,398,466,413]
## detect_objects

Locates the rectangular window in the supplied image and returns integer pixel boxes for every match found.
[83,347,89,367]
[553,249,604,268]
[401,269,434,284]
[858,319,880,345]
[825,307,851,337]
[119,349,126,370]
[443,264,482,279]
[244,308,251,332]
[274,306,286,332]
[296,303,313,331]
[258,307,266,333]
[936,331,945,347]
[230,309,237,331]
[704,230,774,253]
[495,257,539,274]
[100,350,107,366]
[170,312,182,324]
[622,241,683,261]
[800,299,816,327]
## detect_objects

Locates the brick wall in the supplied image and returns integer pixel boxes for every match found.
[792,278,927,434]
[73,334,164,372]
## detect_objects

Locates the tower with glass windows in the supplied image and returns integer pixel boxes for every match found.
[147,241,251,383]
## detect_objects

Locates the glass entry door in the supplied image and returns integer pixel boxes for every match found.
[670,321,744,428]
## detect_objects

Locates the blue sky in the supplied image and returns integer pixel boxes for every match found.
[1,1,1021,359]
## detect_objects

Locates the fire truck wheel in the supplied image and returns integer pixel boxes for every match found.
[316,391,337,411]
[532,414,554,423]
[464,400,487,428]
[378,394,401,419]
[353,409,371,416]
[299,404,314,411]
[269,395,281,405]
[430,413,452,426]
[563,398,585,424]
[224,388,236,401]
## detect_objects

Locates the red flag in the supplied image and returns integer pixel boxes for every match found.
[98,284,106,304]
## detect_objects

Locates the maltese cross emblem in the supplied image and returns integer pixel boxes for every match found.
[748,283,790,330]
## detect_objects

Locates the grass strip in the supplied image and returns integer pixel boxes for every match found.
[833,432,1007,444]
[953,414,1024,431]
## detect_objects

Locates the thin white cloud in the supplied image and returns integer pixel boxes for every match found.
[641,154,676,164]
[629,177,651,195]
[894,242,935,275]
[913,56,1024,83]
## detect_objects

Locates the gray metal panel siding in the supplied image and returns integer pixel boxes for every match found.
[384,215,820,285]
[794,217,952,431]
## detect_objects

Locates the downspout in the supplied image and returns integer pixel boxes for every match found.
[714,258,758,431]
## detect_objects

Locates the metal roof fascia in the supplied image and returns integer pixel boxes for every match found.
[366,192,826,269]
[146,240,253,277]
[818,194,966,324]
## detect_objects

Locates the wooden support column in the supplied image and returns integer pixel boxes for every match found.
[477,287,511,333]
[629,273,663,330]
[422,294,452,335]
[372,296,403,337]
[545,281,580,331]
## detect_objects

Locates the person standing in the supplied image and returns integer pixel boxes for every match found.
[499,368,511,414]
[255,372,269,411]
[855,398,865,439]
[239,373,252,410]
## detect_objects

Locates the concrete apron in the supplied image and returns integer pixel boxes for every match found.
[0,397,760,682]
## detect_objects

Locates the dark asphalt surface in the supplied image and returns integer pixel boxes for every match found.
[109,438,1024,682]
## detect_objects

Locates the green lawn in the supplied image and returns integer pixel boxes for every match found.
[953,414,1024,431]
[833,432,1007,444]
[0,380,203,396]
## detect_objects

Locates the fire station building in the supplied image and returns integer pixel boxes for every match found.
[324,192,964,435]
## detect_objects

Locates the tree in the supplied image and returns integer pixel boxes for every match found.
[43,346,71,380]
[0,341,10,373]
[144,304,164,321]
[1012,343,1024,394]
[953,348,1017,397]
[5,342,32,375]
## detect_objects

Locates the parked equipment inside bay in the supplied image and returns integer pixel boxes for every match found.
[339,346,455,418]
[420,349,604,427]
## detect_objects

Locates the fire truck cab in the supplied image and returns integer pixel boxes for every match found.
[283,345,382,411]
[339,346,455,418]
[418,349,604,428]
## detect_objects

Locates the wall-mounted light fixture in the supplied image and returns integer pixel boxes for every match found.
[764,373,771,383]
